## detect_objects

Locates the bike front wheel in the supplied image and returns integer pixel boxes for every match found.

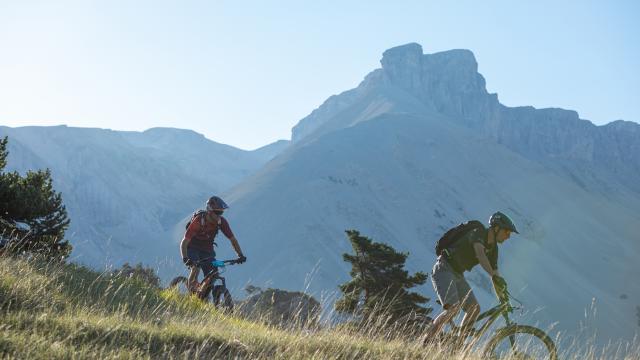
[483,325,557,360]
[211,285,233,312]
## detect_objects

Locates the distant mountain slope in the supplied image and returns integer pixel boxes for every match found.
[250,140,292,164]
[0,125,288,270]
[226,112,640,343]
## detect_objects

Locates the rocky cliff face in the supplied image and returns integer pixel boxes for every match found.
[291,43,640,194]
[380,43,495,121]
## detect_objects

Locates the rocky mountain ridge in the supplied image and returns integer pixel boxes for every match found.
[292,43,640,193]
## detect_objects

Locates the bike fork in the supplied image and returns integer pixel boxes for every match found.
[503,314,517,348]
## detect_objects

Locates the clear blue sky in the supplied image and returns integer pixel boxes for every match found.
[1,1,638,150]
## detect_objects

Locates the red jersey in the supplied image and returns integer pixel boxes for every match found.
[185,214,234,253]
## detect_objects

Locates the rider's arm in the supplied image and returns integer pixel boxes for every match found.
[473,242,499,277]
[220,218,244,257]
[180,220,200,259]
[180,236,191,259]
[228,236,244,257]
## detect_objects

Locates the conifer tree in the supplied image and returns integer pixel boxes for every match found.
[0,136,71,257]
[336,229,431,322]
[0,137,7,171]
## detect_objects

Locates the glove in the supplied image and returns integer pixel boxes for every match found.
[492,274,507,289]
[492,275,508,302]
[237,255,247,264]
[183,257,194,267]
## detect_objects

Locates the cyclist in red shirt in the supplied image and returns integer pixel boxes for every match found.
[180,196,246,291]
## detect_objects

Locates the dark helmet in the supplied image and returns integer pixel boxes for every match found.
[206,196,229,212]
[489,211,519,234]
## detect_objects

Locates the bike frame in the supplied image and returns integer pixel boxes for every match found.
[447,301,520,347]
[200,263,226,289]
[191,259,238,298]
[475,303,515,335]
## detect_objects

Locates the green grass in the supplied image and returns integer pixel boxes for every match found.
[0,256,638,359]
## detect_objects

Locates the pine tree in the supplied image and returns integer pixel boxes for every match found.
[0,136,71,257]
[335,229,431,323]
[0,137,7,171]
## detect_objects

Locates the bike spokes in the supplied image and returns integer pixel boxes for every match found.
[211,285,234,312]
[491,338,551,359]
[486,325,557,360]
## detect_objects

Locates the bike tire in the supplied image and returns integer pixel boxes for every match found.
[169,276,187,287]
[211,285,234,312]
[168,276,191,296]
[483,325,557,360]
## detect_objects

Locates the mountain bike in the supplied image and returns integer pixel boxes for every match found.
[169,258,241,311]
[427,292,557,360]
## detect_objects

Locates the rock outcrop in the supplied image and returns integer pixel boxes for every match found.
[236,287,320,327]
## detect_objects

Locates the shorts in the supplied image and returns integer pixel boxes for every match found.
[431,256,478,310]
[186,247,217,277]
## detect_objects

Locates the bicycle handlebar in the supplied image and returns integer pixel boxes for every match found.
[211,259,242,267]
[497,288,524,315]
[192,257,242,267]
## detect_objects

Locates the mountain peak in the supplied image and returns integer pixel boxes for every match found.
[381,42,423,65]
[379,43,487,98]
[380,43,424,89]
[291,43,492,142]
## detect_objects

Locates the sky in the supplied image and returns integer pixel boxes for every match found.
[0,1,638,150]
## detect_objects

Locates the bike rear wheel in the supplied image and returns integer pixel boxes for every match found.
[211,285,233,312]
[168,276,190,295]
[483,325,557,360]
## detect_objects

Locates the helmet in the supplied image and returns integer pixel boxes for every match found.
[489,211,519,233]
[206,196,229,212]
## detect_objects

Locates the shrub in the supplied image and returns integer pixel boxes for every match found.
[111,262,161,288]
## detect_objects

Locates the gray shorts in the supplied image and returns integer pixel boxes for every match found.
[431,256,478,310]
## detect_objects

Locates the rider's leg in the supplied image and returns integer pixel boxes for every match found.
[457,283,480,338]
[196,258,216,299]
[187,266,200,293]
[428,256,464,341]
[185,247,200,292]
[185,247,203,293]
[459,301,480,337]
[429,302,462,338]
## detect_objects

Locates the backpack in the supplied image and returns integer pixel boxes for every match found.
[435,220,485,256]
[185,210,207,230]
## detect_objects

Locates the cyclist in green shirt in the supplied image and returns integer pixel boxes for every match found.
[428,212,518,339]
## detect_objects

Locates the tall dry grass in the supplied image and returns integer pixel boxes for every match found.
[0,256,637,359]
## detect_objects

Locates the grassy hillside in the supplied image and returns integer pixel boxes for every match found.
[0,256,637,359]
